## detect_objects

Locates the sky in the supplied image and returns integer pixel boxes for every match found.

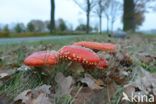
[0,0,156,31]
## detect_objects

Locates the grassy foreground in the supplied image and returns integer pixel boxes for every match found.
[0,34,156,104]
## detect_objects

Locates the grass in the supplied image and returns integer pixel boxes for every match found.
[0,62,84,103]
[0,34,156,103]
[0,71,43,98]
[0,62,72,99]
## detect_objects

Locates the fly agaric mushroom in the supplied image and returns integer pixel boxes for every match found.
[59,45,108,70]
[96,58,108,69]
[73,41,116,52]
[58,45,100,66]
[82,58,108,70]
[24,51,59,67]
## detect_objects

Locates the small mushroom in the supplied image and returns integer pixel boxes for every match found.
[24,51,59,67]
[73,41,116,52]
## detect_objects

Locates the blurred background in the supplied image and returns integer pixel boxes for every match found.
[0,0,156,38]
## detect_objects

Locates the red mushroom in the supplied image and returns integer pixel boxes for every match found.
[58,45,100,66]
[82,58,108,70]
[96,58,108,69]
[24,51,59,67]
[73,41,116,52]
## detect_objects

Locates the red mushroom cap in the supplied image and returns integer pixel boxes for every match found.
[24,51,59,67]
[73,41,116,52]
[96,58,108,69]
[58,45,100,65]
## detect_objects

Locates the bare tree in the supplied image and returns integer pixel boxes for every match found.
[109,0,122,32]
[93,0,108,34]
[103,1,111,33]
[50,0,55,33]
[104,0,121,33]
[73,0,96,34]
[134,0,155,11]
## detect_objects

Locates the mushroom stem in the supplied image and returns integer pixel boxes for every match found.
[67,62,85,75]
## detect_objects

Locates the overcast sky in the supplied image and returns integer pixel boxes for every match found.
[0,0,156,30]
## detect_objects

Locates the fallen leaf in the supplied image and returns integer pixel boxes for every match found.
[34,84,51,95]
[79,73,104,90]
[108,67,130,85]
[55,72,74,96]
[72,86,112,104]
[0,73,8,78]
[0,70,15,83]
[124,67,156,102]
[138,52,156,64]
[13,84,52,104]
[13,89,32,104]
[107,82,118,101]
[32,93,51,104]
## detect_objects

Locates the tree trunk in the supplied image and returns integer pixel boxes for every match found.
[99,15,102,34]
[110,21,114,34]
[106,16,109,33]
[123,0,135,32]
[50,0,55,33]
[86,13,90,34]
[112,22,114,33]
[86,0,90,34]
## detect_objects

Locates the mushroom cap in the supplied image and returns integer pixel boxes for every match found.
[73,41,116,52]
[96,58,108,69]
[58,45,100,65]
[24,51,59,67]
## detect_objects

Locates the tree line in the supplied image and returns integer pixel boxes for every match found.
[0,0,155,34]
[50,0,156,34]
[0,19,97,33]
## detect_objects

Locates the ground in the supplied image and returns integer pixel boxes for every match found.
[0,34,156,104]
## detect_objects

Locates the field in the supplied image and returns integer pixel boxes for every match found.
[0,34,156,104]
